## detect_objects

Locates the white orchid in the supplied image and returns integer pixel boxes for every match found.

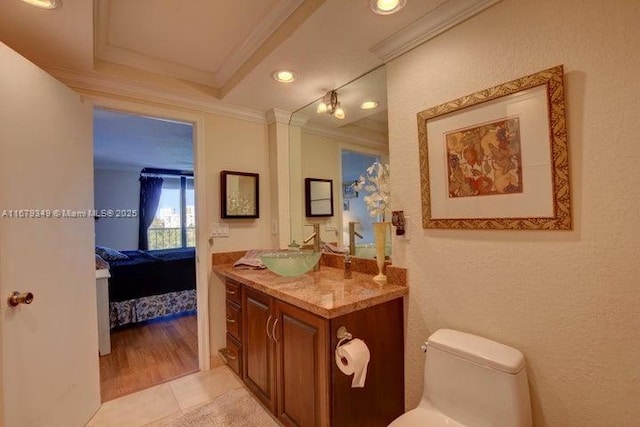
[353,162,390,221]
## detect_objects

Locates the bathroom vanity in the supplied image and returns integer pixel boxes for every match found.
[213,262,407,427]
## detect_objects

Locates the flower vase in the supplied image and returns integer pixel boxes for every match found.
[372,221,389,284]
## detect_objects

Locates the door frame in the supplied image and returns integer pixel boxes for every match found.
[90,96,210,371]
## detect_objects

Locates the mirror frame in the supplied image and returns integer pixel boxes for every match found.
[221,170,259,219]
[305,178,334,217]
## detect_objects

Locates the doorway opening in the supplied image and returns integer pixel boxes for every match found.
[93,108,199,401]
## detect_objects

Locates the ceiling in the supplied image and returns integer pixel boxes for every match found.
[93,109,194,171]
[1,0,499,170]
[0,0,498,115]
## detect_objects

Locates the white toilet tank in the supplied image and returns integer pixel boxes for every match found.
[419,329,532,427]
[390,329,532,427]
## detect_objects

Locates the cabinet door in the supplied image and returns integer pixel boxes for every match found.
[275,301,329,427]
[243,287,276,413]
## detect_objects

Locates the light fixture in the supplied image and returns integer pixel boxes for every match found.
[360,101,379,110]
[370,0,406,15]
[316,91,345,119]
[272,70,296,83]
[19,0,62,9]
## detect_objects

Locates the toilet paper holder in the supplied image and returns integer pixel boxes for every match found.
[335,326,371,388]
[336,326,353,350]
[337,326,352,341]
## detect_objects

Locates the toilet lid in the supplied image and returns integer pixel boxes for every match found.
[388,407,465,427]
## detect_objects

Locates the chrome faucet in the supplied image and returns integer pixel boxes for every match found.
[303,223,321,271]
[348,222,363,256]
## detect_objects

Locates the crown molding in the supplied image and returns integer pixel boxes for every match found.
[371,0,502,62]
[266,108,293,125]
[216,0,305,86]
[289,115,309,128]
[301,122,388,150]
[353,118,388,134]
[46,65,267,124]
[94,0,303,88]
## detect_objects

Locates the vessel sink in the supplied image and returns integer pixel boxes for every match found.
[260,250,321,277]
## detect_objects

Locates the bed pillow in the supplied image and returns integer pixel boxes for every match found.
[95,246,129,261]
[95,254,110,270]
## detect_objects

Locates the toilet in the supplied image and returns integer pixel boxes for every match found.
[389,329,532,427]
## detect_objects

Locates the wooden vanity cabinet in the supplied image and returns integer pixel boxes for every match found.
[225,278,404,427]
[240,285,330,426]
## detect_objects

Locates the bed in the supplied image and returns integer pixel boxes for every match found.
[106,248,196,328]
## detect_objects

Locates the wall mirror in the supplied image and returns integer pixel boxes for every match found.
[288,65,391,260]
[305,178,334,217]
[220,170,259,218]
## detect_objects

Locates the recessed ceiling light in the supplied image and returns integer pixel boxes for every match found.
[272,70,296,83]
[20,0,62,9]
[370,0,406,15]
[360,101,379,110]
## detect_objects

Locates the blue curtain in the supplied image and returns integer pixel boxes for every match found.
[138,176,164,250]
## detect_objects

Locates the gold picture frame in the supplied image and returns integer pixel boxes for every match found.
[417,65,571,230]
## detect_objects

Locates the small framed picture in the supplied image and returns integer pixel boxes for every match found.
[342,182,358,199]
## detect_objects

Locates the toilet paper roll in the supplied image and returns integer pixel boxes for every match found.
[335,338,370,388]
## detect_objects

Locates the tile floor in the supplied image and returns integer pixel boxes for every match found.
[87,365,244,426]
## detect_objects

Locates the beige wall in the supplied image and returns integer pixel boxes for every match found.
[387,0,640,425]
[204,114,271,253]
[203,113,271,354]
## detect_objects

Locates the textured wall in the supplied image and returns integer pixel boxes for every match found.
[386,0,640,425]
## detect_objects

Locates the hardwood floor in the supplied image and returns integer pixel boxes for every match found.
[99,312,199,402]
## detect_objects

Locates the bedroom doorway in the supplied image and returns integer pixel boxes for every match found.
[93,108,200,402]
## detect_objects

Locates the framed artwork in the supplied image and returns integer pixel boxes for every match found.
[417,65,571,230]
[220,170,259,219]
[342,181,358,199]
[305,178,334,217]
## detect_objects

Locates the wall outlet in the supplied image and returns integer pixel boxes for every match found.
[271,220,278,235]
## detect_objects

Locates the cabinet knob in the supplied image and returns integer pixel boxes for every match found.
[272,318,279,342]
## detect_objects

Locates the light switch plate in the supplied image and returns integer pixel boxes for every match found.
[211,223,229,237]
[325,220,337,231]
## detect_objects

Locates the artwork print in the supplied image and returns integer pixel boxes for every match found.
[446,117,523,198]
[417,65,571,230]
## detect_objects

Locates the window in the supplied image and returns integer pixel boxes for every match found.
[148,176,195,249]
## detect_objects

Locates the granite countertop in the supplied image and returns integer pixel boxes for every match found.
[213,264,408,319]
